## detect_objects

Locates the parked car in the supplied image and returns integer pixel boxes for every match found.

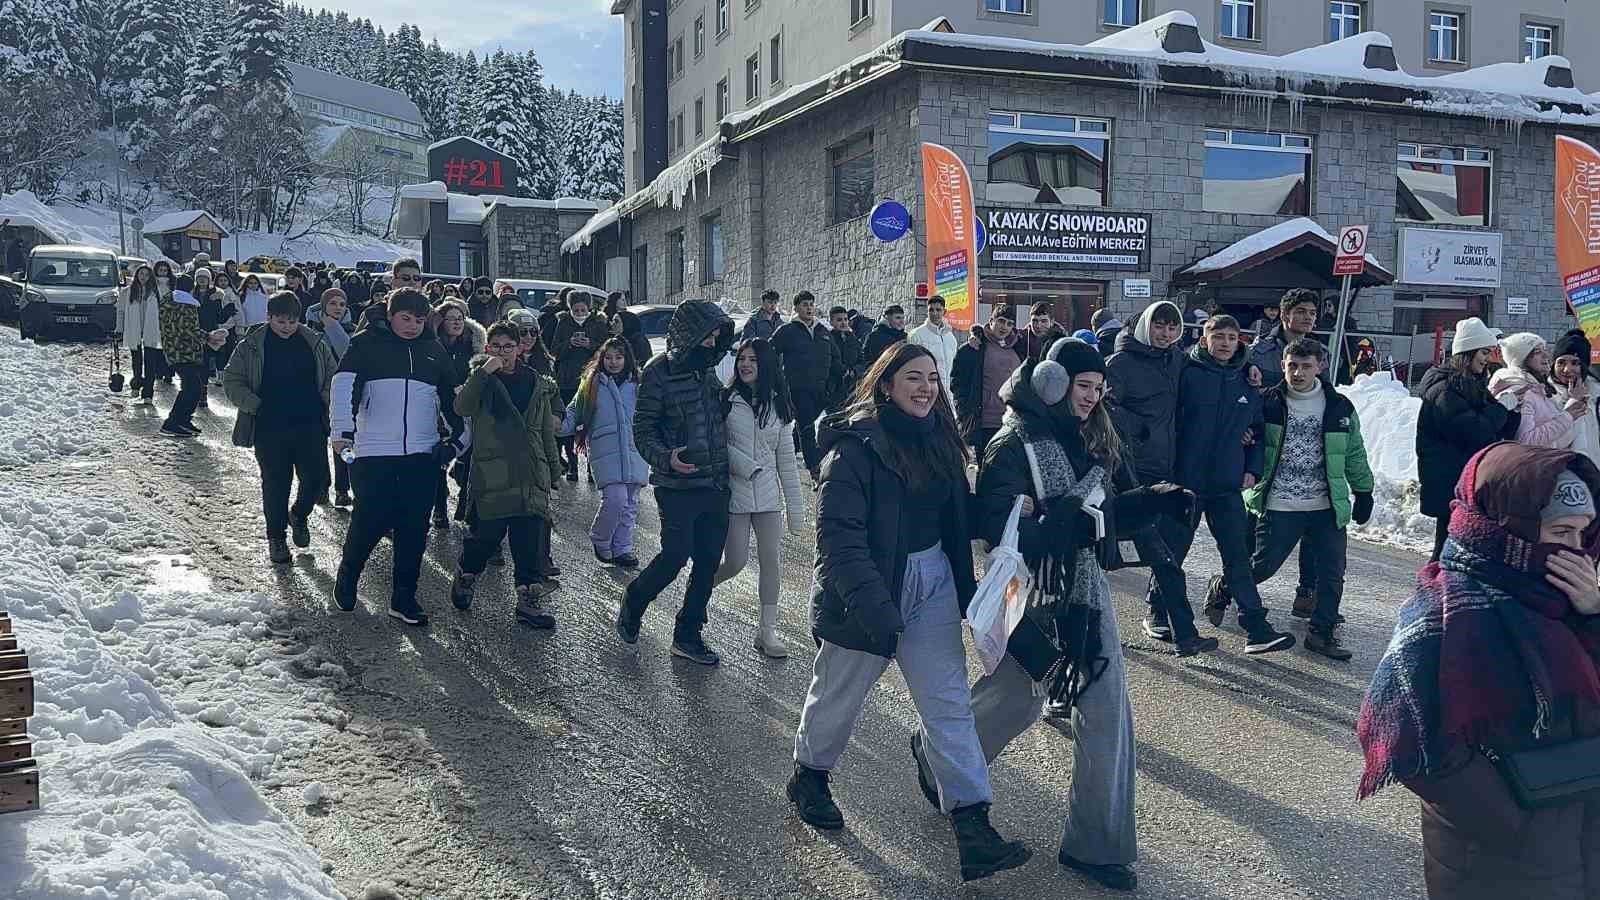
[354,260,391,275]
[499,278,606,312]
[117,256,147,285]
[0,274,19,321]
[17,244,120,341]
[242,255,291,274]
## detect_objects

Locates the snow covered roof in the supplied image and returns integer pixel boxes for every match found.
[141,210,227,236]
[398,181,448,202]
[1173,217,1394,286]
[562,205,623,255]
[285,62,423,126]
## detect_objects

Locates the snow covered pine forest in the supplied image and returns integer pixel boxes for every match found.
[0,0,624,239]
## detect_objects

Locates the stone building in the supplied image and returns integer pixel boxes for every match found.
[565,12,1600,360]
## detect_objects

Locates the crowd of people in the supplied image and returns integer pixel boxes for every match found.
[102,253,1600,896]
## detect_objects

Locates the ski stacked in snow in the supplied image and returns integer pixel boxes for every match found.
[0,611,38,814]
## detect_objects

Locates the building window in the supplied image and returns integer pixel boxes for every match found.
[1328,1,1361,42]
[1220,0,1257,40]
[716,0,730,36]
[701,213,724,284]
[986,112,1110,206]
[676,111,685,149]
[985,0,1031,12]
[695,97,705,137]
[745,52,760,103]
[1524,23,1556,61]
[770,34,782,84]
[666,115,676,155]
[830,131,874,224]
[1429,11,1462,62]
[1103,0,1140,27]
[665,41,677,79]
[746,0,759,10]
[667,229,685,293]
[673,37,684,77]
[1395,144,1492,227]
[850,0,870,27]
[631,245,648,303]
[1202,129,1312,216]
[694,15,705,57]
[716,78,730,120]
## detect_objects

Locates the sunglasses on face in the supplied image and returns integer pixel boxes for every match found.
[476,290,491,296]
[518,327,539,337]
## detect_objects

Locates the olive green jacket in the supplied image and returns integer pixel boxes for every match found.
[222,324,338,448]
[455,356,562,520]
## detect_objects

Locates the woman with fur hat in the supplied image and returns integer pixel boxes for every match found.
[1550,330,1600,469]
[1358,442,1600,899]
[922,338,1193,892]
[1490,332,1585,449]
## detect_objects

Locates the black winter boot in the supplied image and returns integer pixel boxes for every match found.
[267,533,291,565]
[786,763,844,830]
[515,584,556,629]
[333,563,358,612]
[450,569,477,610]
[289,514,311,548]
[951,803,1032,882]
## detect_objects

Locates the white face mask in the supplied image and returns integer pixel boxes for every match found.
[571,310,590,324]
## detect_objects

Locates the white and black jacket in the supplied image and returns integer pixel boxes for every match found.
[330,320,464,459]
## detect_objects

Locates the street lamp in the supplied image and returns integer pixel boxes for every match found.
[109,100,127,255]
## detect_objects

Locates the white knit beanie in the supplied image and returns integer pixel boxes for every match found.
[1451,317,1501,356]
[1499,332,1545,370]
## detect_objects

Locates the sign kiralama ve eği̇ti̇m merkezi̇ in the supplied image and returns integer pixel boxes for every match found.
[980,208,1151,270]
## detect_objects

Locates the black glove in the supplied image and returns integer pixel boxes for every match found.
[1109,483,1195,536]
[1042,497,1097,550]
[853,598,904,649]
[1353,491,1374,525]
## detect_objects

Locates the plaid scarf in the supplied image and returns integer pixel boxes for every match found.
[1357,455,1600,799]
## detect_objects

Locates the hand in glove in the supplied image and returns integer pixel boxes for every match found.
[854,597,904,648]
[1042,497,1096,551]
[431,441,459,468]
[1352,491,1374,526]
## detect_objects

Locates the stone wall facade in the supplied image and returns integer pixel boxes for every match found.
[484,205,564,282]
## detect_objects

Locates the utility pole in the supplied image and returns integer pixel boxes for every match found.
[110,100,127,255]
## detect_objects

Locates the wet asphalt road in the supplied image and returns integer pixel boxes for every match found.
[55,340,1428,899]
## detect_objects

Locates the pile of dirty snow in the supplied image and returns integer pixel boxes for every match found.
[0,329,343,898]
[1340,372,1434,551]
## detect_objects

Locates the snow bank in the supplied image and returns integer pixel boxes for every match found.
[0,329,343,898]
[0,191,162,259]
[1339,372,1434,551]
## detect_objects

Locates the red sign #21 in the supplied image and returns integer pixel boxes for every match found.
[442,157,506,190]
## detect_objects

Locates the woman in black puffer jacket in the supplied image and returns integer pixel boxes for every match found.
[786,342,1031,885]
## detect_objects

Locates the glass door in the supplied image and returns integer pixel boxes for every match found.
[977,279,1106,331]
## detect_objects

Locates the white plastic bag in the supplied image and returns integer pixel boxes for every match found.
[967,495,1033,675]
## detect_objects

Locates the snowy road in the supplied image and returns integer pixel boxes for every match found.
[4,333,1429,899]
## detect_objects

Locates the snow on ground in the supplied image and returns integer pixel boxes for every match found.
[1340,372,1434,552]
[0,330,345,898]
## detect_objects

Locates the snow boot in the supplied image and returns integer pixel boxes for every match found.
[612,553,640,569]
[515,584,556,629]
[333,490,351,508]
[671,631,720,666]
[951,803,1032,882]
[787,763,844,830]
[289,514,311,548]
[1305,626,1353,661]
[1203,575,1229,627]
[267,533,292,565]
[450,569,477,611]
[753,604,787,658]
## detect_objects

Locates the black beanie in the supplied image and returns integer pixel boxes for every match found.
[1553,329,1591,366]
[1046,336,1105,378]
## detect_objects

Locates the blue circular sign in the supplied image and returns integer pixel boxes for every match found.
[975,217,987,256]
[869,200,912,243]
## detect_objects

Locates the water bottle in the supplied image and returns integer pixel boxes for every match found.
[340,447,355,465]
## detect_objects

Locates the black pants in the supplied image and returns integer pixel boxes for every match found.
[339,454,437,606]
[1246,512,1317,597]
[434,468,451,518]
[460,514,547,586]
[332,450,350,495]
[254,428,330,536]
[130,347,165,399]
[792,390,824,472]
[1160,492,1270,632]
[1251,508,1348,631]
[623,487,730,638]
[1139,514,1201,642]
[1431,516,1449,563]
[164,362,206,429]
[559,386,580,475]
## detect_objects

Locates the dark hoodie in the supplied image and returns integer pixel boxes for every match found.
[810,411,977,659]
[1174,338,1264,497]
[1106,301,1185,484]
[1415,364,1520,518]
[633,300,734,492]
[860,321,908,368]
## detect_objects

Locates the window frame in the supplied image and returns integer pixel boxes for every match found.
[1219,0,1259,41]
[673,36,685,78]
[984,0,1031,14]
[829,131,876,225]
[675,111,685,150]
[716,77,730,121]
[667,229,686,294]
[716,0,730,37]
[770,33,783,86]
[745,52,760,104]
[1202,128,1314,216]
[631,244,649,304]
[985,111,1113,207]
[1101,0,1140,28]
[850,0,871,28]
[1523,22,1556,61]
[694,14,705,58]
[694,96,705,138]
[1427,9,1466,65]
[1395,142,1494,227]
[701,213,724,285]
[1328,0,1362,43]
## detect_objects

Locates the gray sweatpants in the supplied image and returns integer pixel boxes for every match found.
[793,545,993,813]
[948,603,1138,865]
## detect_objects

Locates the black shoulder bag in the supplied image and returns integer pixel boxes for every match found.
[1489,737,1600,809]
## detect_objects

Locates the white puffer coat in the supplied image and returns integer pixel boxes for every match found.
[726,392,806,530]
[118,284,163,350]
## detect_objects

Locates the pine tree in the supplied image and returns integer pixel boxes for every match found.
[387,24,426,110]
[107,0,190,162]
[417,37,456,141]
[451,50,482,137]
[576,98,625,203]
[472,50,544,197]
[231,0,291,93]
[520,51,556,198]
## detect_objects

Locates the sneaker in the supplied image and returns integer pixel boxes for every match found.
[612,553,640,569]
[1305,627,1353,661]
[387,598,430,627]
[565,470,579,483]
[1059,849,1137,891]
[615,600,642,644]
[671,634,720,666]
[1244,627,1296,655]
[333,490,352,508]
[267,533,291,565]
[450,569,477,610]
[786,763,844,830]
[1203,575,1228,627]
[515,585,556,629]
[158,422,192,438]
[1142,617,1174,642]
[1043,697,1072,719]
[593,547,614,565]
[176,422,200,436]
[289,514,311,548]
[334,564,358,612]
[1174,635,1219,658]
[910,732,940,811]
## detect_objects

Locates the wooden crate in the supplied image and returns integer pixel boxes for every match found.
[0,613,10,635]
[0,636,15,654]
[0,765,38,814]
[0,719,23,739]
[0,673,32,722]
[0,737,29,768]
[0,652,25,674]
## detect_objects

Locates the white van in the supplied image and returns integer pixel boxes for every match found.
[18,244,121,341]
[497,278,607,313]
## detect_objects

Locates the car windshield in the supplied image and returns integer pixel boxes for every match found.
[31,256,117,287]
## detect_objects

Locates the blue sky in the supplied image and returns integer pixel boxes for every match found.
[330,0,624,98]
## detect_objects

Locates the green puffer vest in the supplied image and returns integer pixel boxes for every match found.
[455,357,562,521]
[1244,379,1376,528]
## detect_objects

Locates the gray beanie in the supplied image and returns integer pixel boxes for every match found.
[1541,469,1595,523]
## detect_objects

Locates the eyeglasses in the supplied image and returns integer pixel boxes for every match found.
[518,327,538,337]
[488,343,520,352]
[443,315,465,324]
[475,290,492,296]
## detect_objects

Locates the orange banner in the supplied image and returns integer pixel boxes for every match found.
[1556,135,1600,363]
[921,143,977,332]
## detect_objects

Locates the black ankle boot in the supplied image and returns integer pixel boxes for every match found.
[951,803,1032,882]
[786,763,843,830]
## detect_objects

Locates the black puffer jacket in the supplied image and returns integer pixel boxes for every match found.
[810,413,977,659]
[860,322,907,369]
[1416,365,1521,517]
[551,311,610,395]
[634,300,734,492]
[951,326,1025,439]
[772,319,840,399]
[1105,302,1184,484]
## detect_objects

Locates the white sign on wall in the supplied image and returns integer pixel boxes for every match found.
[1507,296,1530,316]
[1398,227,1503,289]
[1122,278,1152,299]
